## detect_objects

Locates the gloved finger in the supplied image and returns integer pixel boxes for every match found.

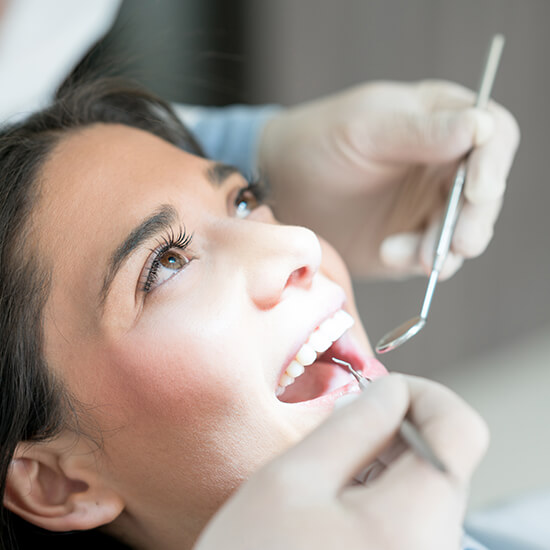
[451,198,502,258]
[269,374,408,496]
[464,103,520,204]
[380,232,424,276]
[351,444,468,550]
[357,379,487,518]
[397,375,489,484]
[372,107,494,164]
[419,218,464,280]
[419,80,518,203]
[351,452,468,540]
[348,375,488,522]
[381,227,465,279]
[421,79,476,111]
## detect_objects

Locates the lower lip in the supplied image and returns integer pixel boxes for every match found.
[282,356,388,410]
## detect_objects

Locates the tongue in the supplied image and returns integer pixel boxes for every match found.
[278,360,351,403]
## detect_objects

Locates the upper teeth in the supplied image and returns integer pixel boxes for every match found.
[277,309,354,394]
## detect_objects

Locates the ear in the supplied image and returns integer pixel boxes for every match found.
[4,435,124,532]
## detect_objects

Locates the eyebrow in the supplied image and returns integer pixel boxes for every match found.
[99,163,241,307]
[206,162,241,186]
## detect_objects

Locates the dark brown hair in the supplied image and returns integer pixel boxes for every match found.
[0,77,203,549]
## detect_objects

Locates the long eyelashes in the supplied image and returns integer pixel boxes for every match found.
[141,227,193,293]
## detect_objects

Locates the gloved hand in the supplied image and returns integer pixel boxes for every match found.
[260,80,520,279]
[194,374,489,550]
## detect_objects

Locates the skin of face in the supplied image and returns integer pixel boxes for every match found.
[33,123,379,548]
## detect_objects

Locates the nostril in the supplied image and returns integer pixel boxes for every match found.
[247,225,321,309]
[285,266,313,290]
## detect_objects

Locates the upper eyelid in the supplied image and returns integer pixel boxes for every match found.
[234,175,268,196]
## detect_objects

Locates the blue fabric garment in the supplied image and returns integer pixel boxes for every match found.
[465,491,550,550]
[464,532,489,549]
[173,103,280,178]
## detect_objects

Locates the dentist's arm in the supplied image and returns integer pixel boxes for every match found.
[194,374,489,550]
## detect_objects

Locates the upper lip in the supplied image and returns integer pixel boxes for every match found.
[275,293,347,388]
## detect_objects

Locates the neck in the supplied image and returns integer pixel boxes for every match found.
[108,502,214,550]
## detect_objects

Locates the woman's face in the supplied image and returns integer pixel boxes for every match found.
[35,124,386,539]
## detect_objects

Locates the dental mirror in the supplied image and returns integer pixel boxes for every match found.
[376,315,426,354]
[375,34,505,355]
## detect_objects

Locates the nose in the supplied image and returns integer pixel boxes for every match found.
[234,222,322,310]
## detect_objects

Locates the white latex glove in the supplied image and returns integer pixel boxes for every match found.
[260,80,520,279]
[194,374,489,550]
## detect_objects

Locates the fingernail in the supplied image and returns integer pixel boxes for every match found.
[472,110,495,146]
[333,392,360,411]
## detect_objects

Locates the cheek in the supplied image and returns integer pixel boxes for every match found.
[99,285,263,429]
[88,301,289,502]
[107,320,232,420]
[318,237,372,351]
[319,237,354,297]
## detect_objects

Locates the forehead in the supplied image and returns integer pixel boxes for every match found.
[35,123,208,250]
[39,123,206,213]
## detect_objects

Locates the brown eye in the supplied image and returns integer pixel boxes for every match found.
[235,188,260,219]
[159,250,188,270]
[144,249,190,292]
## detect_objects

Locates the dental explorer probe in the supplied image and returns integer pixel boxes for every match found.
[332,358,447,473]
[375,34,505,354]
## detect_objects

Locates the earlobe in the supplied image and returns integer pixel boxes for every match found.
[4,442,124,532]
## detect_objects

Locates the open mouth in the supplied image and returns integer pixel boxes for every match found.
[276,310,363,403]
